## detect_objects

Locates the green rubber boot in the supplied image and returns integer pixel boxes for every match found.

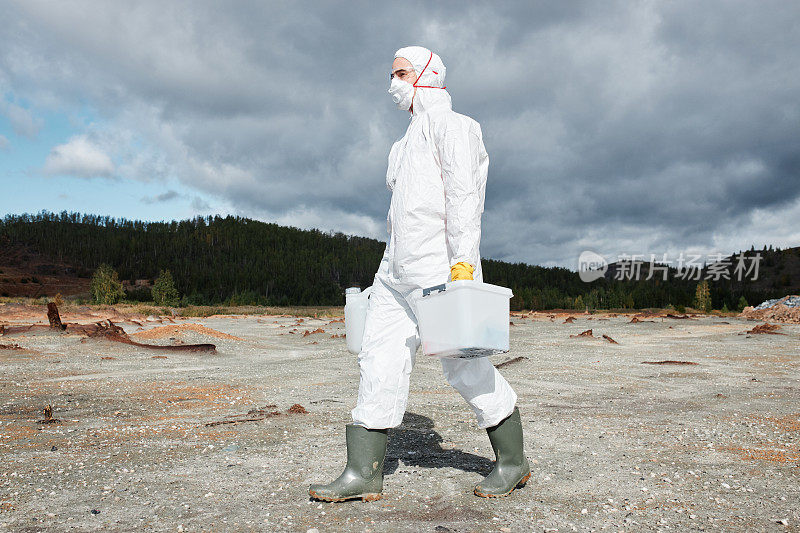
[308,424,388,502]
[474,407,531,498]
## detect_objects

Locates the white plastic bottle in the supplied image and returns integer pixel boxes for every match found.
[344,286,372,354]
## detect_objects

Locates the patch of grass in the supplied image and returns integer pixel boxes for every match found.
[179,305,343,318]
[258,305,343,317]
[180,306,233,317]
[133,305,162,317]
[0,297,344,319]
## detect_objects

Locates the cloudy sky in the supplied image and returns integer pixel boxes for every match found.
[1,1,799,268]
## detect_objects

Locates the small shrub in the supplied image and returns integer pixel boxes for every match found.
[90,264,125,305]
[737,296,749,311]
[693,281,712,313]
[152,270,180,306]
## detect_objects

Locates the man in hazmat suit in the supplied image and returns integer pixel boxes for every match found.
[309,46,529,501]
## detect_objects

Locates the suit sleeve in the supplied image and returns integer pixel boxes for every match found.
[437,119,484,268]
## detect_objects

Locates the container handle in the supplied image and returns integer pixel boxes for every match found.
[422,283,447,297]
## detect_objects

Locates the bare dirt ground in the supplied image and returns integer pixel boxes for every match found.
[1,304,798,532]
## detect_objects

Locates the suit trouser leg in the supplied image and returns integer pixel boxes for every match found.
[440,357,517,429]
[351,275,420,429]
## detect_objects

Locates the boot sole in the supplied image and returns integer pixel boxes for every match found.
[308,490,383,503]
[474,472,531,498]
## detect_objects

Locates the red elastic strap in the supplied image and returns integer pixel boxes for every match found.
[413,51,446,90]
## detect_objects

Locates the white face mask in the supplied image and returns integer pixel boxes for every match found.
[388,77,415,110]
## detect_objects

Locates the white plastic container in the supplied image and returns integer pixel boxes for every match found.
[344,286,372,354]
[410,280,512,358]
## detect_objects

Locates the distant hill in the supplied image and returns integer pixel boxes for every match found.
[0,237,91,298]
[0,211,795,310]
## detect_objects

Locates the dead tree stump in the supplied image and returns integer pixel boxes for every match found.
[47,302,66,330]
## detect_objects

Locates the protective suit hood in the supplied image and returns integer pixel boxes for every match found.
[394,46,451,115]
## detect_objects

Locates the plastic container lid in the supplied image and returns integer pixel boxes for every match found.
[414,280,512,301]
[345,287,363,294]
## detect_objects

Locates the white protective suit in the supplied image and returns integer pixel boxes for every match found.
[351,46,517,430]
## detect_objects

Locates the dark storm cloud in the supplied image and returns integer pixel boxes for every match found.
[1,0,798,267]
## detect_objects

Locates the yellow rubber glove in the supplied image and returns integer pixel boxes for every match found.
[450,261,474,281]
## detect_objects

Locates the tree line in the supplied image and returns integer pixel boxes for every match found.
[0,211,794,310]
